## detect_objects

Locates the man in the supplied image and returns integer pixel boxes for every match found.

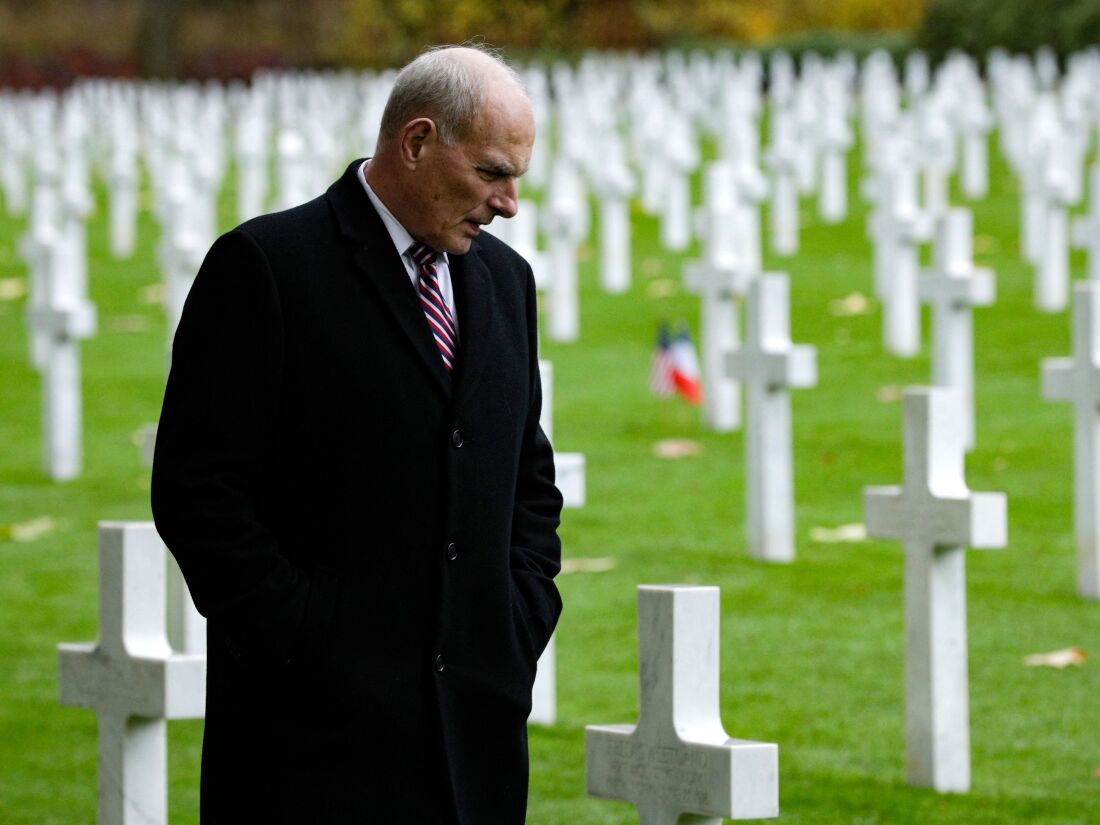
[151,44,563,825]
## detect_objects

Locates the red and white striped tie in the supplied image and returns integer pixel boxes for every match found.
[409,242,458,372]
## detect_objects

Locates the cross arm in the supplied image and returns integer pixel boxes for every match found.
[31,300,97,339]
[58,644,206,720]
[1041,357,1074,402]
[586,725,778,820]
[864,484,903,539]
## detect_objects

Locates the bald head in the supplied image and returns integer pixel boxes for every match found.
[376,45,528,150]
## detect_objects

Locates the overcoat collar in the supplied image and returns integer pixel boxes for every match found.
[326,159,494,402]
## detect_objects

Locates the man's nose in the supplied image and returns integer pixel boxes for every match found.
[489,178,519,219]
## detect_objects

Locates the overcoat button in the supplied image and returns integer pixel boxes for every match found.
[451,429,464,448]
[446,542,458,561]
[434,653,445,672]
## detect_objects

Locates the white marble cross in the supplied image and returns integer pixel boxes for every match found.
[818,73,852,225]
[235,99,271,222]
[106,96,140,260]
[864,388,1007,792]
[765,106,800,256]
[726,274,817,563]
[58,522,206,825]
[1036,123,1077,313]
[1071,163,1100,281]
[528,359,586,726]
[958,89,992,200]
[544,156,587,343]
[917,102,954,220]
[23,137,63,374]
[1042,281,1100,599]
[0,95,30,216]
[659,114,698,253]
[879,136,932,358]
[586,585,778,824]
[25,134,97,481]
[918,208,995,451]
[32,255,97,482]
[592,134,635,295]
[686,160,753,434]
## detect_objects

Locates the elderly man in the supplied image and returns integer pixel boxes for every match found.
[151,45,562,825]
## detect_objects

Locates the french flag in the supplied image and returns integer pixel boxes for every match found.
[650,322,702,406]
[669,323,702,405]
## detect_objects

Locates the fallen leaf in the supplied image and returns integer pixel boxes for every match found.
[106,314,151,333]
[560,557,617,575]
[646,278,678,299]
[0,278,26,300]
[139,283,165,305]
[641,258,664,277]
[974,234,996,254]
[1093,767,1100,779]
[0,516,57,542]
[652,438,703,459]
[1023,647,1087,669]
[828,292,873,316]
[876,385,903,403]
[810,523,867,543]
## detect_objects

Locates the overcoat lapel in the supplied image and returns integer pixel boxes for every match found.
[327,160,452,398]
[450,244,496,408]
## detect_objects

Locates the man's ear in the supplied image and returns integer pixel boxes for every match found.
[400,118,436,167]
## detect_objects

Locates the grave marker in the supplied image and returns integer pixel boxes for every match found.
[529,359,585,726]
[864,388,1007,792]
[586,585,779,823]
[726,275,817,563]
[1071,163,1100,281]
[1036,123,1076,313]
[1041,281,1100,599]
[686,161,752,433]
[766,106,800,256]
[918,209,995,450]
[58,522,206,825]
[593,135,635,295]
[879,137,931,357]
[544,157,587,343]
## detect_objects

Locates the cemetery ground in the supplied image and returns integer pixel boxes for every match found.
[1,141,1099,824]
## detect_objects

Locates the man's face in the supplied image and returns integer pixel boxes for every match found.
[412,90,535,255]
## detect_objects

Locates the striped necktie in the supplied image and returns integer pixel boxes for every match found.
[409,242,458,372]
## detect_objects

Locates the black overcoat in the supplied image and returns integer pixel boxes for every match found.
[151,159,563,824]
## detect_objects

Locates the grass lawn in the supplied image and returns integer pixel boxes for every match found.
[1,127,1098,824]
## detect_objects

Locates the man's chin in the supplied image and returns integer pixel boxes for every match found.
[444,237,474,255]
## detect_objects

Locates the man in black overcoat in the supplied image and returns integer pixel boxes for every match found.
[151,44,563,824]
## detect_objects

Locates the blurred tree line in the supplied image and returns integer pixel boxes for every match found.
[0,0,925,84]
[11,0,1093,87]
[916,0,1100,65]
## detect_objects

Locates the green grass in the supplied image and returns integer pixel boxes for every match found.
[1,133,1099,824]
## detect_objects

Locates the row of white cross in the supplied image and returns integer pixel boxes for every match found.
[10,43,1100,482]
[60,385,1003,825]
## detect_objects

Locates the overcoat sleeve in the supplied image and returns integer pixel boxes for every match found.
[151,228,335,666]
[508,265,564,661]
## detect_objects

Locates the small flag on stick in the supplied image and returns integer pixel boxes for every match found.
[649,322,676,397]
[650,322,702,405]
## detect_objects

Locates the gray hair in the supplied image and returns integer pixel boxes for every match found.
[377,43,524,147]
